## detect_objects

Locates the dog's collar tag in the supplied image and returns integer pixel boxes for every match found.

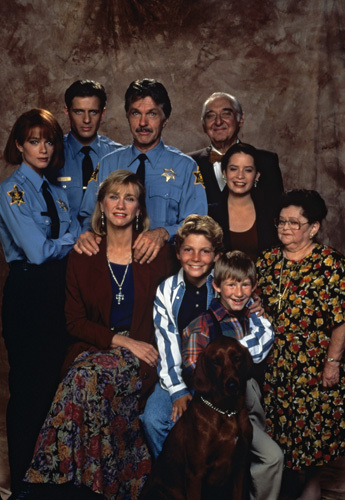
[200,396,237,418]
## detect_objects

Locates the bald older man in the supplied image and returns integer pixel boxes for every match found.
[189,92,284,209]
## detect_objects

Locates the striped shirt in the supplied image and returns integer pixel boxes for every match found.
[154,268,215,402]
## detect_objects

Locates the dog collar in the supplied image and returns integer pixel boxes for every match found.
[200,396,238,418]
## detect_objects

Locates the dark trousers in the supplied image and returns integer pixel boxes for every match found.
[2,258,69,492]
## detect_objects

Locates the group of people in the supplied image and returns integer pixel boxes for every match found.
[0,77,344,500]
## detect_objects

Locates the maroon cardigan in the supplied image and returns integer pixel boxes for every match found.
[63,237,174,401]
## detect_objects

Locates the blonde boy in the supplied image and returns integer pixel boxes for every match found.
[141,215,223,458]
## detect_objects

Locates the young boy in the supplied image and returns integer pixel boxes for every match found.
[140,214,224,458]
[182,250,283,500]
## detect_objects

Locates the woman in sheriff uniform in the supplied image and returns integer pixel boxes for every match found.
[0,108,80,495]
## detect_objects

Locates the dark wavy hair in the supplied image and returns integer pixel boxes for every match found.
[221,142,259,173]
[279,189,328,223]
[124,79,172,119]
[65,80,107,110]
[4,108,64,172]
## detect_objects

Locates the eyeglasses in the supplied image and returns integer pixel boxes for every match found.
[274,218,309,230]
[204,110,236,122]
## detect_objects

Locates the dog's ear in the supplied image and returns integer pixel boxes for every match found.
[193,350,213,394]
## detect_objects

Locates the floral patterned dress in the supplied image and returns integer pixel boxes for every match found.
[256,244,345,470]
[24,341,151,499]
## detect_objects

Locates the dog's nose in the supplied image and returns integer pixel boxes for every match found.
[225,378,239,395]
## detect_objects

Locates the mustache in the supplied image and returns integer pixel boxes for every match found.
[136,126,153,133]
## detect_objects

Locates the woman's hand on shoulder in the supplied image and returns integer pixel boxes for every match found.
[111,334,159,367]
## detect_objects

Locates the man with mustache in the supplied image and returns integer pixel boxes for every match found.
[78,79,207,263]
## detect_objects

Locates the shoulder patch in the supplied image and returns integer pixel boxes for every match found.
[193,165,205,188]
[7,185,25,206]
[89,164,99,183]
[57,199,68,212]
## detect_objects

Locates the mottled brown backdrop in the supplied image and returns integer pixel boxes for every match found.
[1,0,344,253]
[0,0,345,494]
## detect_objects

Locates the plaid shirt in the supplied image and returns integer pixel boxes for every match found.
[182,298,274,377]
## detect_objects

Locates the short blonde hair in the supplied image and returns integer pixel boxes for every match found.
[91,170,150,236]
[175,214,223,254]
[213,250,257,287]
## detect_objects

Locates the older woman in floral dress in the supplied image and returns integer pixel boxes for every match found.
[256,190,345,500]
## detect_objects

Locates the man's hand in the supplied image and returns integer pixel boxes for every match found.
[132,227,169,264]
[74,231,101,256]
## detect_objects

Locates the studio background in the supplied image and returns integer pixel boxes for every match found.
[0,0,344,494]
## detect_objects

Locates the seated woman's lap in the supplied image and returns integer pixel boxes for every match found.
[25,347,151,497]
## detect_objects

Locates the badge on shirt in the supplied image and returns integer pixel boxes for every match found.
[57,199,68,212]
[89,164,99,183]
[7,185,25,206]
[162,168,176,182]
[193,165,205,188]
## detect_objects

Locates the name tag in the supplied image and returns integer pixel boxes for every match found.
[57,176,72,182]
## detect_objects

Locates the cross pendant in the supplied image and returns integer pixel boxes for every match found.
[116,291,124,305]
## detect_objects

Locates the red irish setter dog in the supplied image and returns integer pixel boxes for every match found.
[140,336,253,500]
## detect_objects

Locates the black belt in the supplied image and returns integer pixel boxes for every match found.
[9,260,35,271]
[9,257,67,271]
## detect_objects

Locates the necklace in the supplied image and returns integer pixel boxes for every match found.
[277,245,314,311]
[277,257,293,311]
[200,396,237,418]
[107,252,132,305]
[277,256,300,311]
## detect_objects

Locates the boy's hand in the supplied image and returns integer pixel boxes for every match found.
[248,292,264,316]
[171,393,192,422]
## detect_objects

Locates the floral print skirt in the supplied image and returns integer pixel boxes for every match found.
[24,344,151,499]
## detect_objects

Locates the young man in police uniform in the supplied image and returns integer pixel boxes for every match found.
[57,79,121,220]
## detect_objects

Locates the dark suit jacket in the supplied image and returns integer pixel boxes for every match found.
[208,187,279,257]
[63,237,173,401]
[190,145,284,213]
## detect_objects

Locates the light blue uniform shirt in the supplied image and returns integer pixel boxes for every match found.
[0,162,80,265]
[79,140,207,237]
[57,132,121,220]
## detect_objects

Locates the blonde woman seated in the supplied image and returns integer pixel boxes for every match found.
[21,170,173,499]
